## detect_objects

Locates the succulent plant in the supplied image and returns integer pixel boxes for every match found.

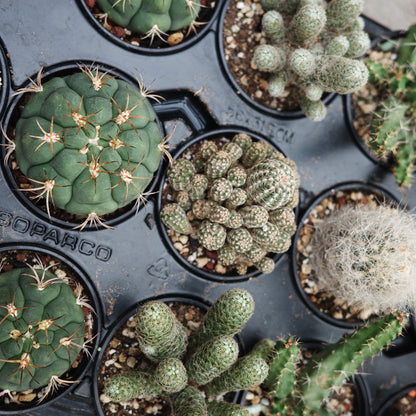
[365,24,416,187]
[251,311,407,415]
[0,262,92,399]
[12,65,164,229]
[103,289,269,415]
[95,0,201,43]
[253,0,370,121]
[160,134,299,275]
[309,203,416,314]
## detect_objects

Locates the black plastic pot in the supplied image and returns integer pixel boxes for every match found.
[155,126,297,283]
[77,0,221,55]
[1,60,166,232]
[0,243,103,414]
[290,181,399,330]
[375,384,416,416]
[92,293,244,416]
[217,0,337,120]
[0,37,9,122]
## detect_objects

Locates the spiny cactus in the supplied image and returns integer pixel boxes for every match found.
[95,0,201,44]
[309,203,416,314]
[250,312,407,415]
[103,289,269,415]
[366,24,416,187]
[12,65,164,230]
[253,0,370,121]
[160,134,299,275]
[0,263,92,399]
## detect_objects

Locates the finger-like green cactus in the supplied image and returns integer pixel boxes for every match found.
[161,135,299,275]
[103,290,268,414]
[13,65,163,229]
[0,266,88,394]
[252,0,370,121]
[95,0,201,43]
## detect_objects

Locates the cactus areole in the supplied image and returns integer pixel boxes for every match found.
[0,267,85,392]
[13,66,163,227]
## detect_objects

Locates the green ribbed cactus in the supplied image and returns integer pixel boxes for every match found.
[13,65,163,229]
[365,24,416,187]
[252,0,370,121]
[95,0,201,43]
[0,266,89,396]
[249,312,407,415]
[103,289,269,414]
[161,135,299,275]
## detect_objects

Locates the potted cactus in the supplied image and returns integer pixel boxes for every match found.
[347,24,416,187]
[84,0,218,50]
[96,289,269,415]
[0,248,99,410]
[158,130,299,279]
[292,182,416,326]
[4,63,165,230]
[221,0,370,120]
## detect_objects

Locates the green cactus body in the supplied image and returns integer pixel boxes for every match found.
[209,179,233,202]
[241,141,273,168]
[168,159,196,191]
[227,188,248,207]
[254,257,275,274]
[268,73,287,97]
[207,400,249,416]
[239,205,269,228]
[227,166,247,187]
[95,0,201,34]
[300,97,327,121]
[217,245,236,266]
[250,222,291,253]
[154,357,188,393]
[299,311,407,411]
[171,385,208,416]
[200,141,219,159]
[205,151,232,180]
[176,190,192,210]
[245,243,267,264]
[262,11,284,41]
[325,35,350,56]
[253,45,285,73]
[190,174,209,200]
[326,0,364,31]
[345,31,371,58]
[289,49,316,78]
[268,207,296,236]
[198,221,227,251]
[104,370,162,402]
[226,210,244,229]
[223,142,243,162]
[186,336,239,385]
[246,159,297,210]
[14,68,163,218]
[227,228,253,253]
[0,268,85,391]
[160,203,192,234]
[205,355,269,396]
[232,134,252,152]
[135,301,188,362]
[207,205,231,225]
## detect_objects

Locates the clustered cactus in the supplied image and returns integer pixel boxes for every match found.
[365,24,416,187]
[309,203,416,314]
[160,134,299,275]
[95,0,201,43]
[253,0,370,121]
[103,289,268,416]
[0,261,92,400]
[253,311,407,415]
[11,65,163,229]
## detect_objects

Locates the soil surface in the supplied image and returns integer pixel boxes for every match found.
[381,389,416,416]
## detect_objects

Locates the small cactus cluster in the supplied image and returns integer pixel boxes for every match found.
[95,0,201,44]
[365,24,416,187]
[160,134,299,275]
[0,259,93,401]
[11,65,164,229]
[309,203,416,314]
[103,289,268,416]
[253,0,370,121]
[249,311,407,415]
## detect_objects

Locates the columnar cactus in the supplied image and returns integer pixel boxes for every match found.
[103,289,269,414]
[0,264,91,398]
[95,0,201,43]
[252,312,407,415]
[160,134,299,275]
[13,65,163,229]
[365,24,416,187]
[309,203,416,314]
[253,0,370,121]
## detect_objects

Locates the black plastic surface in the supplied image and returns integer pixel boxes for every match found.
[0,1,415,415]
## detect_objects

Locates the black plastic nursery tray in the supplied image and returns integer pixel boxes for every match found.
[0,1,415,415]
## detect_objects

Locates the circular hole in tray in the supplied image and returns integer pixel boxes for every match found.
[291,181,402,329]
[77,0,220,55]
[0,243,102,414]
[218,0,336,120]
[93,293,244,416]
[156,127,298,283]
[1,60,165,231]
